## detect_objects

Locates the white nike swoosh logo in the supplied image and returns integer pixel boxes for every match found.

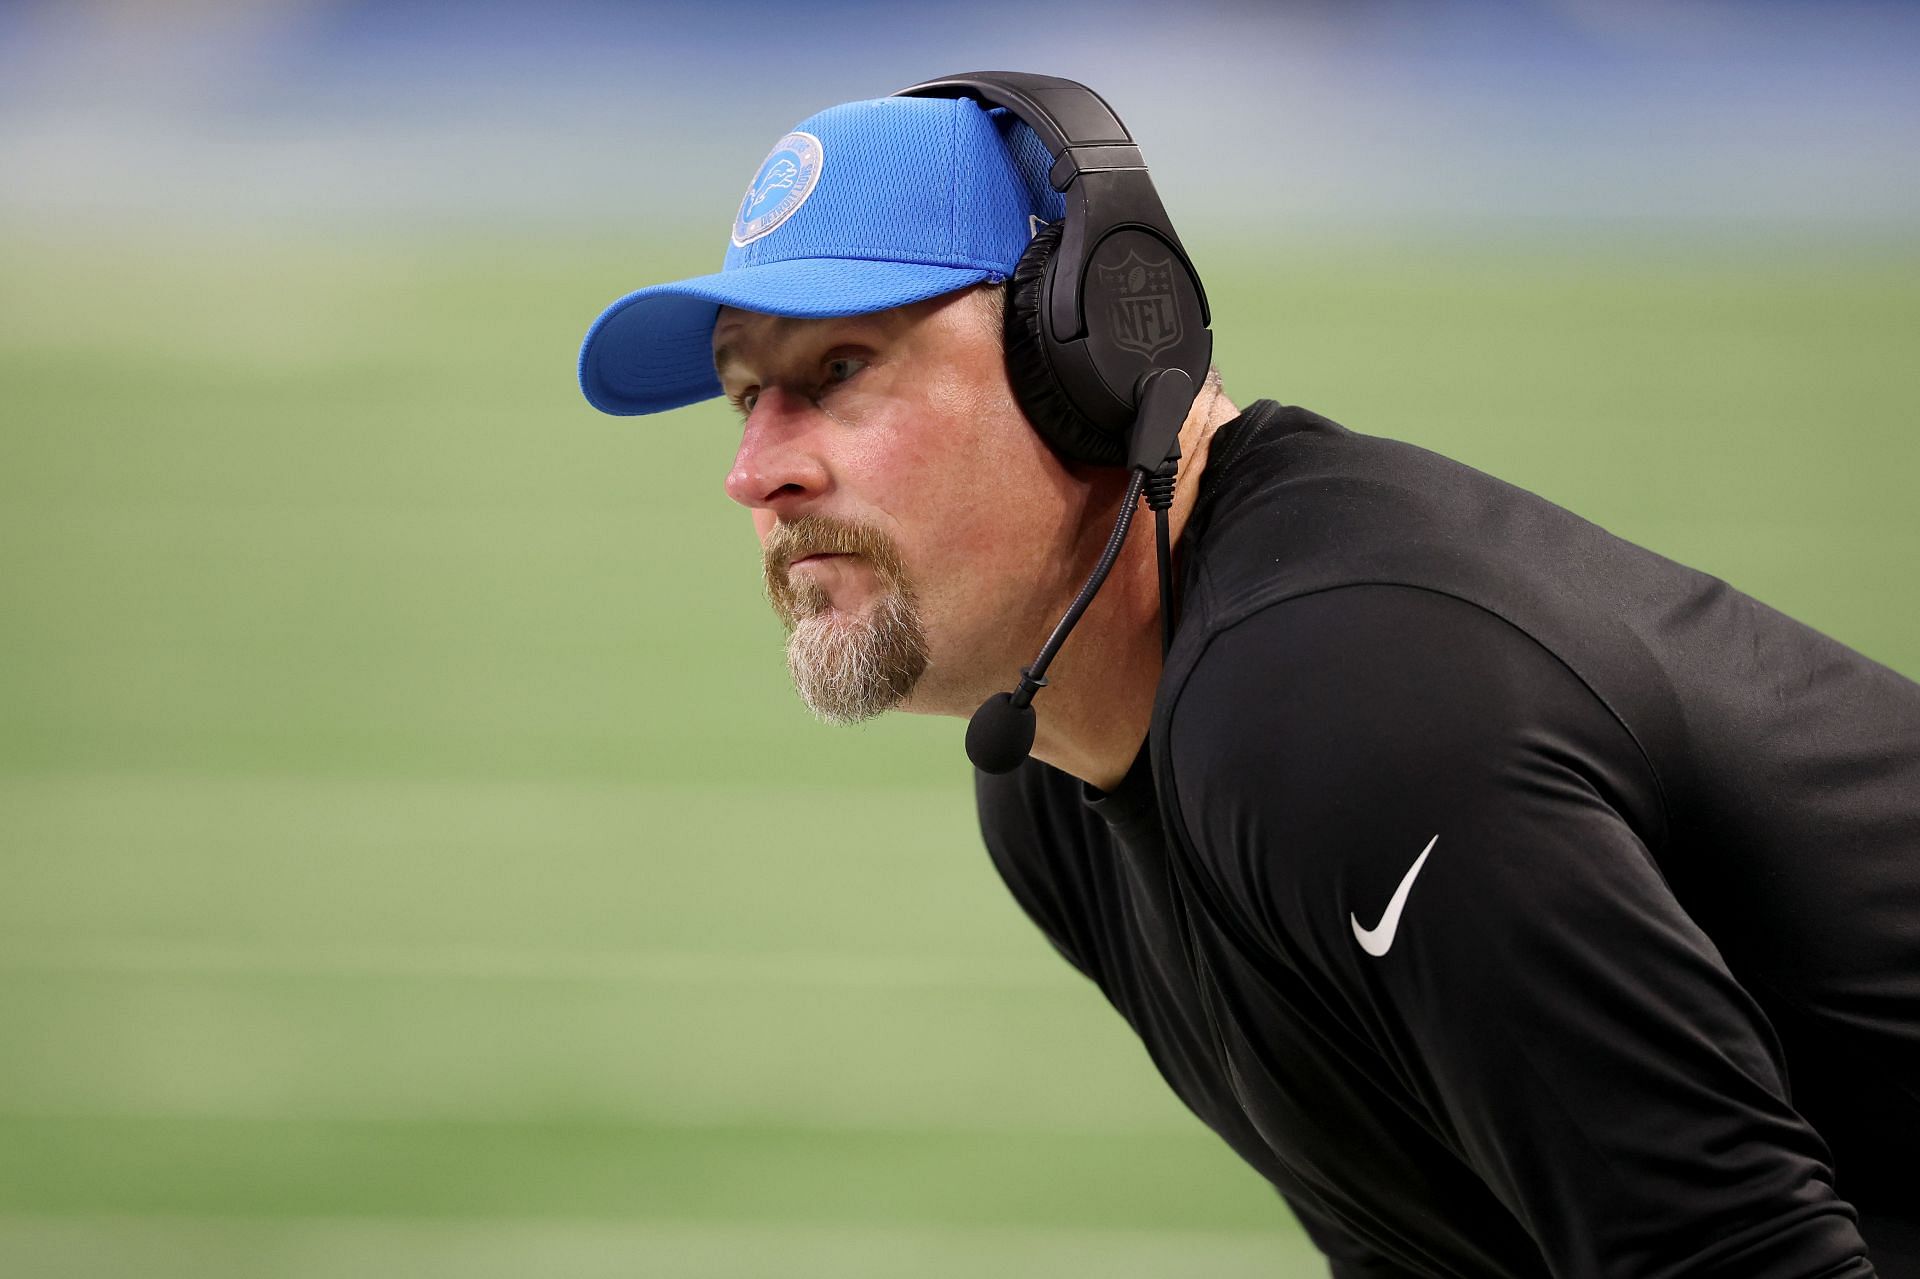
[1350,835,1439,957]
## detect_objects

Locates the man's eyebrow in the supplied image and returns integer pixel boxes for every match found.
[712,345,741,376]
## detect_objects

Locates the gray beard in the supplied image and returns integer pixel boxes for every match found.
[781,582,930,725]
[762,514,931,725]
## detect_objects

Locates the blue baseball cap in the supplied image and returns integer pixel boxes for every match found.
[578,95,1066,416]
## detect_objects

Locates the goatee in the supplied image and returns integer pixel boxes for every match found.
[762,515,930,725]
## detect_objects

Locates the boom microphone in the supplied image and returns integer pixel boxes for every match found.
[965,369,1195,773]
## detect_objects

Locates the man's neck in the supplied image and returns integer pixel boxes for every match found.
[1026,386,1241,792]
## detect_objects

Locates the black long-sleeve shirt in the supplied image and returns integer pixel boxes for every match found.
[976,403,1920,1278]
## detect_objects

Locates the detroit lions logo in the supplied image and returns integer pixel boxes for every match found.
[751,159,799,205]
[733,132,823,247]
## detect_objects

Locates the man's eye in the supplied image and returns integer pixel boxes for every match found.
[729,389,758,416]
[825,357,866,384]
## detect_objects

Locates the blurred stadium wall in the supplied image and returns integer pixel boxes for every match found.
[4,0,1918,235]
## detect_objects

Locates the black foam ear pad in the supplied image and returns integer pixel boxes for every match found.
[1003,221,1130,467]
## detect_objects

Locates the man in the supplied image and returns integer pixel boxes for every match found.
[579,84,1920,1277]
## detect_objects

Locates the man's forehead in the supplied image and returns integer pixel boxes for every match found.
[713,305,890,337]
[710,288,990,374]
[711,306,893,365]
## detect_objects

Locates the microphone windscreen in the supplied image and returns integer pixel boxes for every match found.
[966,692,1036,774]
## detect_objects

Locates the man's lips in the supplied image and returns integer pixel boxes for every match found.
[788,551,851,570]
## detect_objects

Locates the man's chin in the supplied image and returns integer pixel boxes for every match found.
[782,591,930,725]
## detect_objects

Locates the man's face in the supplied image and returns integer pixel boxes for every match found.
[715,287,1089,724]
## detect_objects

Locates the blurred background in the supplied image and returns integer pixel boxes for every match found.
[2,1,1916,1275]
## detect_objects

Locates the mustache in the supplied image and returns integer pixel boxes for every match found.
[762,514,914,620]
[762,515,910,581]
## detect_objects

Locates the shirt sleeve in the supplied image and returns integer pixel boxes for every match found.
[1283,1189,1432,1278]
[1166,584,1875,1278]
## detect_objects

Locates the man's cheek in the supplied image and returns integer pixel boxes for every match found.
[936,503,1003,565]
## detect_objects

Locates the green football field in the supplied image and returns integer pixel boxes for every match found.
[2,224,1916,1277]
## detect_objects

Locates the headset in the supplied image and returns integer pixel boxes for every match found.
[892,72,1213,774]
[895,72,1212,466]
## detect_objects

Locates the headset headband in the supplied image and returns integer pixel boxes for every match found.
[894,72,1207,351]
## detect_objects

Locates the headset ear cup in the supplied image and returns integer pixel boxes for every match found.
[1003,222,1128,466]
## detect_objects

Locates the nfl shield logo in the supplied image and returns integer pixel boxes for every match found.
[1098,252,1181,358]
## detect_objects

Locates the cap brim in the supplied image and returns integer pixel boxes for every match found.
[578,257,997,416]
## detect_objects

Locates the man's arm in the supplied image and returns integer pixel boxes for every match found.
[1168,584,1875,1277]
[1284,1189,1431,1279]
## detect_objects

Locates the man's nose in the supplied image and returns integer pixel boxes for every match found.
[723,386,831,512]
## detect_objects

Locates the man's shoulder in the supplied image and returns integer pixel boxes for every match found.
[1160,581,1618,783]
[1178,403,1731,786]
[1190,402,1608,624]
